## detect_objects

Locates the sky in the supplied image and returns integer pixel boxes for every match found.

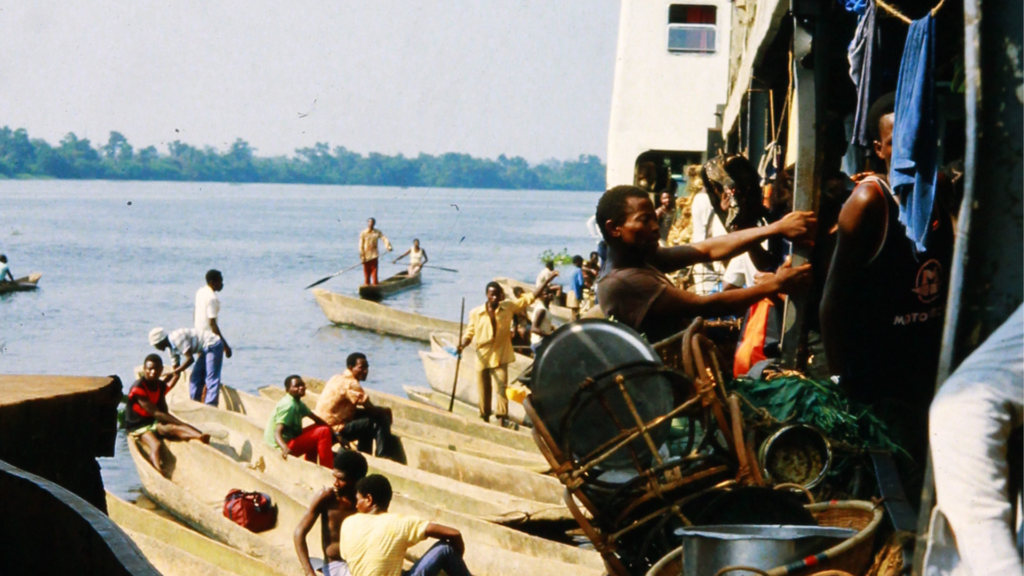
[0,1,620,163]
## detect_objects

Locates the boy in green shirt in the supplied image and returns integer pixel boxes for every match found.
[263,375,334,467]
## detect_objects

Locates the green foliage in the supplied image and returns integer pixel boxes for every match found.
[0,126,606,191]
[730,375,904,455]
[116,394,128,430]
[539,248,574,265]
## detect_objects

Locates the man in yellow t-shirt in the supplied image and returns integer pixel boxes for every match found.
[340,474,471,576]
[457,275,558,425]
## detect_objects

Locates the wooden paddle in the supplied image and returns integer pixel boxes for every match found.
[423,265,458,273]
[305,262,362,289]
[448,297,466,412]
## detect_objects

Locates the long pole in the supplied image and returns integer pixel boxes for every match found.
[304,262,362,289]
[448,298,466,412]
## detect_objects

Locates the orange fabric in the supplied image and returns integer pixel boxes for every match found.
[733,299,774,377]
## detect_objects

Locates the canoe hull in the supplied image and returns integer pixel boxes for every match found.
[358,270,421,300]
[312,288,459,341]
[0,273,42,295]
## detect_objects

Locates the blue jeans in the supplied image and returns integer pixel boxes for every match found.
[189,339,224,405]
[404,542,471,576]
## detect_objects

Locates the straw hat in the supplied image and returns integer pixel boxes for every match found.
[148,327,167,347]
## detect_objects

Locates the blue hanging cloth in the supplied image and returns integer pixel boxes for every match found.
[891,14,937,253]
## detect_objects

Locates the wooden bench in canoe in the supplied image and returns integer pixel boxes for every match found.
[312,288,459,342]
[128,416,604,576]
[358,270,421,300]
[0,272,42,295]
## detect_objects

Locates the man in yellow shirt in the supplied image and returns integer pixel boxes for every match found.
[359,218,392,286]
[314,352,400,462]
[457,275,558,425]
[340,474,471,576]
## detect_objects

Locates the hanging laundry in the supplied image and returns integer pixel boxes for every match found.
[848,0,880,148]
[891,14,937,253]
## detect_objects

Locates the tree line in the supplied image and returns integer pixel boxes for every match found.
[0,127,605,191]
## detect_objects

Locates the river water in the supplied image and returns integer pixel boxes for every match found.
[0,180,600,498]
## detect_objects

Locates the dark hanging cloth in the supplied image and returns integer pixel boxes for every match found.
[892,14,937,253]
[849,0,880,148]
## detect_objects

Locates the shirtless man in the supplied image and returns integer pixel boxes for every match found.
[294,450,369,576]
[595,185,815,343]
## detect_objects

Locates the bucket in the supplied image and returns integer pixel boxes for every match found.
[677,525,856,576]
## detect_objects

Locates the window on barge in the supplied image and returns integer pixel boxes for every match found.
[668,4,716,53]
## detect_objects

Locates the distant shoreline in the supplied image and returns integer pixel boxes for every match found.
[0,126,606,192]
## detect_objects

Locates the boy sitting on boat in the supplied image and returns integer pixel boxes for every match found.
[340,474,472,576]
[125,354,211,474]
[295,450,369,576]
[264,375,335,467]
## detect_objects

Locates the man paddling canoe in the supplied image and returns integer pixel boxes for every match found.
[393,238,428,276]
[359,218,392,286]
[457,274,559,426]
[0,254,14,282]
[294,450,369,576]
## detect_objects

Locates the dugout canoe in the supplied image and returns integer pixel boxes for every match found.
[421,332,533,424]
[493,276,573,322]
[312,288,459,342]
[130,416,603,575]
[403,384,486,420]
[256,385,546,470]
[0,272,42,295]
[301,376,536,452]
[358,270,422,301]
[106,492,288,576]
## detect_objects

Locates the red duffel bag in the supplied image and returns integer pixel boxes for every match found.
[223,489,277,533]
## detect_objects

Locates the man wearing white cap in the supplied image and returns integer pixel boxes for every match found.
[149,327,223,403]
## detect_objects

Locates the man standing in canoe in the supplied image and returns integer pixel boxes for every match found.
[457,274,559,426]
[359,218,392,286]
[193,269,231,405]
[148,326,222,391]
[294,450,369,576]
[393,238,427,277]
[315,352,401,462]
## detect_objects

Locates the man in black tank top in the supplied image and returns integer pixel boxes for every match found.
[820,94,954,471]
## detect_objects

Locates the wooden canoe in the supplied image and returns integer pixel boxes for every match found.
[0,272,42,295]
[421,332,533,424]
[404,384,495,421]
[493,276,573,322]
[255,385,546,471]
[129,419,603,576]
[300,376,537,453]
[358,270,421,300]
[106,492,289,576]
[312,288,459,342]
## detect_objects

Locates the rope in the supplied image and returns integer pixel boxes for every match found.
[875,0,947,24]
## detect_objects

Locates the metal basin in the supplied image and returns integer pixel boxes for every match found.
[677,525,856,575]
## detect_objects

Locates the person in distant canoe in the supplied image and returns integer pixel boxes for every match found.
[264,375,335,467]
[0,254,14,282]
[148,326,222,391]
[393,238,428,277]
[314,353,401,462]
[294,450,369,576]
[126,354,210,473]
[457,275,558,426]
[340,474,472,576]
[359,218,392,286]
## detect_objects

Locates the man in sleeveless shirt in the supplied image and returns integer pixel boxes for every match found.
[595,185,815,344]
[820,93,954,470]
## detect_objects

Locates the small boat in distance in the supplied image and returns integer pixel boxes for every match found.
[358,270,421,300]
[0,272,42,295]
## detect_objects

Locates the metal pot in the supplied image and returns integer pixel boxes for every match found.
[676,524,856,575]
[757,424,832,489]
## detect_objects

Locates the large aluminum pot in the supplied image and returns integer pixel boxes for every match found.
[757,424,832,489]
[676,524,855,575]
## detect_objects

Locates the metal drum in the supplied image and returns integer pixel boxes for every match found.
[677,525,856,576]
[530,319,677,471]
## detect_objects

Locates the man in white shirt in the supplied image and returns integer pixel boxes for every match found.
[0,254,13,282]
[688,190,728,294]
[148,327,222,391]
[924,305,1023,576]
[192,269,231,405]
[529,290,556,354]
